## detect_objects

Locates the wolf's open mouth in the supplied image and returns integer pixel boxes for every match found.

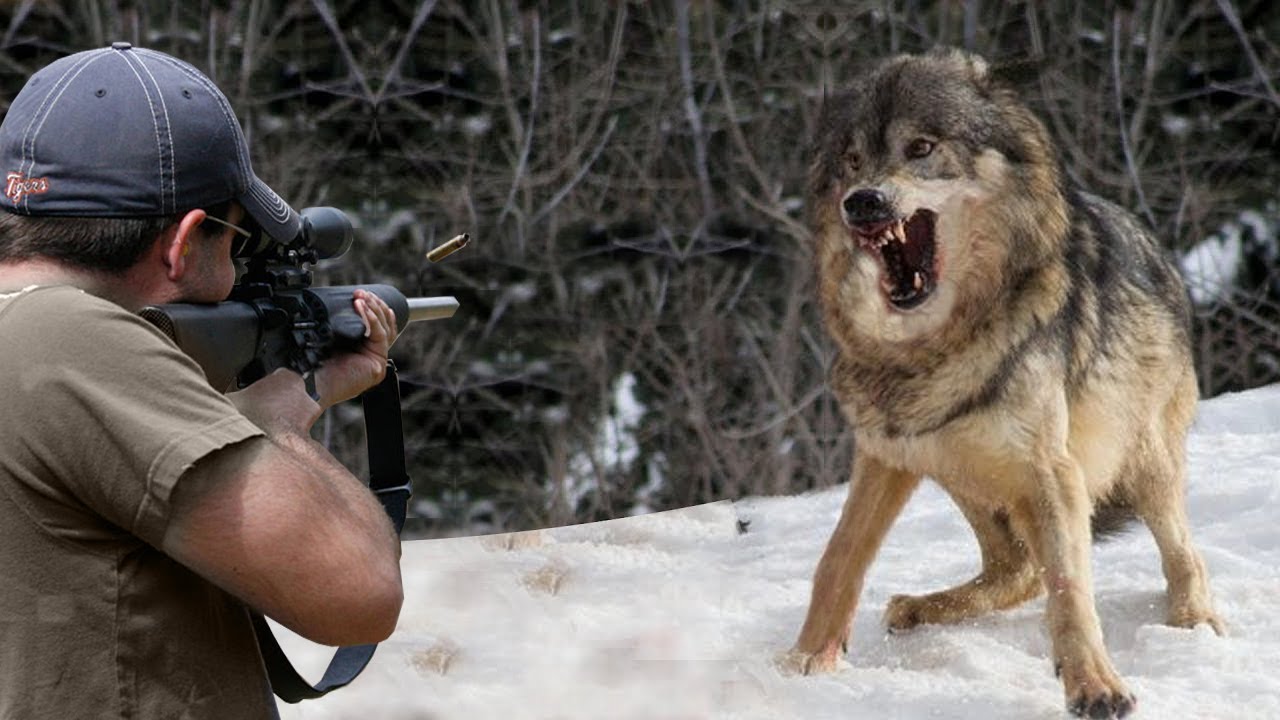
[851,209,938,310]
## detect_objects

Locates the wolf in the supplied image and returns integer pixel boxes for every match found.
[782,49,1223,718]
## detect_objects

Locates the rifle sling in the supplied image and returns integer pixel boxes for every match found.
[252,361,410,704]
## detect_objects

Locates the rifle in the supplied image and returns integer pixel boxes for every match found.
[139,206,463,393]
[138,206,467,704]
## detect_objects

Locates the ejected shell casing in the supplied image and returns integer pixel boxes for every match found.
[426,233,471,263]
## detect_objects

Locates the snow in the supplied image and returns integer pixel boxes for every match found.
[1179,204,1278,307]
[556,372,648,513]
[276,385,1280,719]
[1180,226,1244,306]
[586,371,644,473]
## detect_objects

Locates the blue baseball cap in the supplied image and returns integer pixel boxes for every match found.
[0,42,301,242]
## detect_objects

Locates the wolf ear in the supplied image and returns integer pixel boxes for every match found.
[926,46,991,82]
[965,53,991,82]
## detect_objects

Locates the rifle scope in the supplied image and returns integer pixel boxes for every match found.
[232,206,354,262]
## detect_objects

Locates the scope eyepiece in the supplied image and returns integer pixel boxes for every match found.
[231,206,354,262]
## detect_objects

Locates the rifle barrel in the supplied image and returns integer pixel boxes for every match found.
[407,296,460,323]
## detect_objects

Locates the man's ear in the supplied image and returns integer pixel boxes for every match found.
[164,208,208,281]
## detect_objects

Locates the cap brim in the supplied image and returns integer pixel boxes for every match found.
[240,175,301,243]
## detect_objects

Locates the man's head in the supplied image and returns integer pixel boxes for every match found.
[0,43,299,296]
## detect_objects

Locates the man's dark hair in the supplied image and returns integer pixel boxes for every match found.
[0,201,234,274]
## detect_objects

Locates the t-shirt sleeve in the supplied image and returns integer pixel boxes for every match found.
[1,287,264,547]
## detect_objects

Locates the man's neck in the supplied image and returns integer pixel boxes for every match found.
[0,259,155,310]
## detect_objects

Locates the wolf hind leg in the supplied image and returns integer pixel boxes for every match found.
[1131,396,1224,634]
[885,493,1041,632]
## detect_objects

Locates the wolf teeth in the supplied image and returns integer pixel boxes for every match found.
[870,222,906,250]
[913,271,923,291]
[881,226,896,247]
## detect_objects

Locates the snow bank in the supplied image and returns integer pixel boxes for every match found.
[277,385,1280,719]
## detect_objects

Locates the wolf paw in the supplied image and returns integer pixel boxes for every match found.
[775,646,843,676]
[1167,604,1226,636]
[884,595,923,632]
[1060,660,1135,719]
[1067,688,1136,719]
[884,593,933,632]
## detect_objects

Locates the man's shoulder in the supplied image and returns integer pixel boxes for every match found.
[2,284,126,320]
[1,284,169,348]
[0,283,91,307]
[0,284,210,400]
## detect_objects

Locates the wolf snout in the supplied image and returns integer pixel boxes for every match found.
[842,188,896,232]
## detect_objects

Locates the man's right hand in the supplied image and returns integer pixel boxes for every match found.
[226,367,323,436]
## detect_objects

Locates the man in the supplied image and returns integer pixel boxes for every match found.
[0,44,403,717]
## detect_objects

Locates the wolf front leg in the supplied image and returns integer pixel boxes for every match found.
[783,453,920,675]
[1015,445,1135,719]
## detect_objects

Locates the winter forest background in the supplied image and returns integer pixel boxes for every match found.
[1,1,1276,538]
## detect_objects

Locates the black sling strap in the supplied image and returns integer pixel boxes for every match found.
[252,361,411,703]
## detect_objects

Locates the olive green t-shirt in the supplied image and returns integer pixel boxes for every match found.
[0,285,275,718]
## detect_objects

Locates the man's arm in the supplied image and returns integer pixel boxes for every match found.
[161,290,405,647]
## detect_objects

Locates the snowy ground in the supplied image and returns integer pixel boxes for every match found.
[276,385,1280,720]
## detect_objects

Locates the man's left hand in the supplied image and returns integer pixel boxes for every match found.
[313,289,399,407]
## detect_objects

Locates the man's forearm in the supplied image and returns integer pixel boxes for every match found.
[269,426,401,551]
[227,370,400,552]
[195,374,405,644]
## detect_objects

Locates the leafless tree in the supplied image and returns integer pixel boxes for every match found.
[3,0,1275,536]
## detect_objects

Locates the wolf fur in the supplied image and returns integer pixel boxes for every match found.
[783,48,1222,719]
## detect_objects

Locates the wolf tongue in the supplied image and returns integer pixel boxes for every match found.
[903,211,935,269]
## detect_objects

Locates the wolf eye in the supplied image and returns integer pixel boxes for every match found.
[905,138,935,159]
[844,151,861,175]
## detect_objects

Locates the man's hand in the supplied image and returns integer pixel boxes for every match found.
[313,288,400,408]
[226,289,400,435]
[226,367,323,436]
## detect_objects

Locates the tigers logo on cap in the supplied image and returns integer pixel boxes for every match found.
[4,172,50,203]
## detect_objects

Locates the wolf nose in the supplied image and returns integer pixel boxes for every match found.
[843,189,892,225]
